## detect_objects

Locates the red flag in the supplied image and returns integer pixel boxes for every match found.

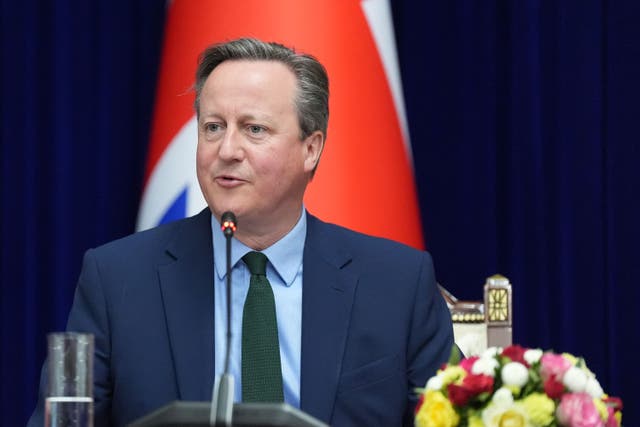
[138,0,424,249]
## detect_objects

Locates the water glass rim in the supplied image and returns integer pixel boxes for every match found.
[47,332,94,340]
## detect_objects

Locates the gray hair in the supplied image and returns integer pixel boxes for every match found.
[194,38,329,140]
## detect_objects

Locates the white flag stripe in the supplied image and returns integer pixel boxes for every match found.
[361,0,413,165]
[136,116,205,231]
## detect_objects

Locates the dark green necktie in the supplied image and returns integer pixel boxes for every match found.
[241,251,284,402]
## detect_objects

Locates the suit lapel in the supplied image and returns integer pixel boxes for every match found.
[300,215,358,422]
[158,209,215,401]
[155,210,357,416]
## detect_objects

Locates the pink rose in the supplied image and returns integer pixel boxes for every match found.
[460,356,479,374]
[605,406,620,427]
[540,352,572,381]
[602,396,623,411]
[556,393,604,427]
[602,396,622,427]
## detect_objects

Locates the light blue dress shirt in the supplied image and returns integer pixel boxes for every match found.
[212,210,305,407]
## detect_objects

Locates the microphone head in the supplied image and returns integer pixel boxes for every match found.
[220,211,237,237]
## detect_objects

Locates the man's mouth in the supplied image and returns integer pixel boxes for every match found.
[215,175,245,187]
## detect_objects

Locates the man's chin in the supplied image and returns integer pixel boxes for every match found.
[209,203,246,222]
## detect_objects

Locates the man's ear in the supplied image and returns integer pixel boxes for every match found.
[303,131,325,173]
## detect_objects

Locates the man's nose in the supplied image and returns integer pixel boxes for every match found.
[218,127,244,161]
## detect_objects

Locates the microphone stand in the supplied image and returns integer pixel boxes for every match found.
[210,212,237,427]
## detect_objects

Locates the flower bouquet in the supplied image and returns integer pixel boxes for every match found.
[415,345,623,427]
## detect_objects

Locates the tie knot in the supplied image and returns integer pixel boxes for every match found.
[242,251,268,276]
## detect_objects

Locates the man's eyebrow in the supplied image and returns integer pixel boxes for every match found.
[237,113,275,124]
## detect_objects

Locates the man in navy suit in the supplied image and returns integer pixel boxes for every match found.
[29,38,453,427]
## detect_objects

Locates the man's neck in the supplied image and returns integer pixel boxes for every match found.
[233,208,304,251]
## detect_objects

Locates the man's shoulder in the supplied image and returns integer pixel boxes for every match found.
[90,210,209,260]
[306,213,428,263]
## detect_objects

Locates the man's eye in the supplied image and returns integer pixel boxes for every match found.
[248,125,265,134]
[206,123,222,132]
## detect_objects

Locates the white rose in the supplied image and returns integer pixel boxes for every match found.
[501,362,529,387]
[472,356,499,377]
[425,375,443,391]
[491,387,514,406]
[563,366,588,392]
[524,348,543,365]
[482,347,502,358]
[585,376,604,398]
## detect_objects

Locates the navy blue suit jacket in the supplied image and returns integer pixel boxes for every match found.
[29,209,453,427]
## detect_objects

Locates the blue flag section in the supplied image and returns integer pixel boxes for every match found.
[159,187,188,226]
[2,1,639,426]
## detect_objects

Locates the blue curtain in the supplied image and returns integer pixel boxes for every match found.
[395,1,639,425]
[2,1,638,425]
[1,1,166,424]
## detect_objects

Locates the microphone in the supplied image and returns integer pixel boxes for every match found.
[220,211,236,374]
[221,211,237,239]
[210,211,237,426]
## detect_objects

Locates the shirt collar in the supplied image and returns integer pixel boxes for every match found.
[212,208,307,287]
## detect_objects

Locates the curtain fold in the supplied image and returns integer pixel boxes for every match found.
[394,1,639,425]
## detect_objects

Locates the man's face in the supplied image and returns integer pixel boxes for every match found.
[196,59,323,238]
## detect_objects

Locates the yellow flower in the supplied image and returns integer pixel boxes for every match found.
[505,385,521,396]
[562,352,578,365]
[415,390,460,427]
[499,410,529,427]
[520,393,555,426]
[468,415,484,427]
[440,366,466,386]
[482,401,533,427]
[593,398,608,421]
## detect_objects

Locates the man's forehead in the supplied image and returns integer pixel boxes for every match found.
[200,60,297,106]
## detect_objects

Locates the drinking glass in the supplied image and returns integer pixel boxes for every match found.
[45,332,94,427]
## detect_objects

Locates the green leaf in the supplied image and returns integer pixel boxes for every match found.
[449,344,462,365]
